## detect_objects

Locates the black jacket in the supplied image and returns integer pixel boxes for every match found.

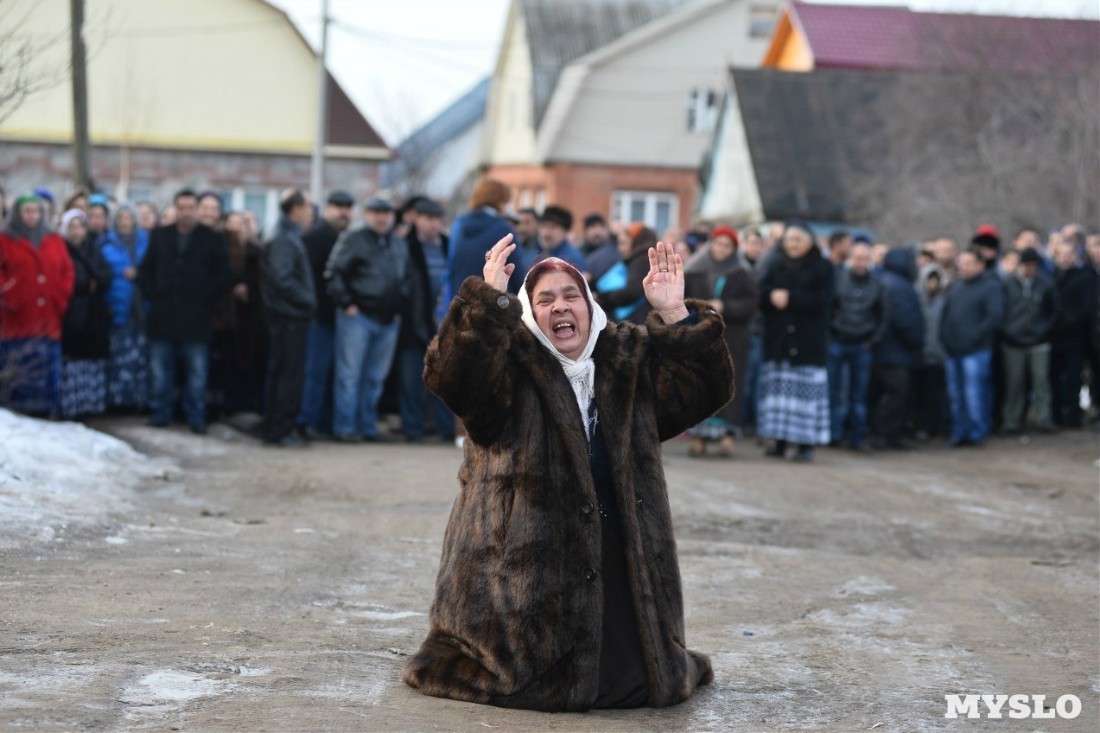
[830,268,887,344]
[139,223,232,343]
[261,216,316,320]
[325,225,410,322]
[940,272,1004,357]
[873,248,925,368]
[1001,271,1059,347]
[303,218,343,326]
[1052,265,1098,351]
[401,228,449,349]
[62,236,113,359]
[759,246,835,367]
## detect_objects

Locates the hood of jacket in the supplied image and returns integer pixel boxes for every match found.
[883,248,916,282]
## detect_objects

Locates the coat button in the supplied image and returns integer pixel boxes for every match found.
[581,502,593,516]
[37,275,46,284]
[496,295,510,309]
[585,567,599,583]
[790,347,798,356]
[37,297,46,307]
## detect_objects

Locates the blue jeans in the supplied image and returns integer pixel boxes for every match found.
[396,345,454,440]
[945,349,992,444]
[298,321,335,433]
[148,339,209,427]
[827,341,872,446]
[333,310,400,438]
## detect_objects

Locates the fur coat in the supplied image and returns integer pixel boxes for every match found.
[402,277,734,711]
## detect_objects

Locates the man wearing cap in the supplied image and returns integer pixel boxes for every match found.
[583,212,620,283]
[971,225,1002,273]
[297,190,355,438]
[999,246,1060,434]
[531,205,585,272]
[397,198,454,442]
[324,196,410,442]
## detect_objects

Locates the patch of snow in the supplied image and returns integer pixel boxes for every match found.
[354,610,425,621]
[120,669,225,705]
[0,409,175,544]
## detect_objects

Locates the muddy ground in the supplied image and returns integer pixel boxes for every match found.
[2,418,1098,732]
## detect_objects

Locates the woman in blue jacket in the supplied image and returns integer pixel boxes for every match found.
[100,205,150,409]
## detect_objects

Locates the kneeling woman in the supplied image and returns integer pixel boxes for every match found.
[403,235,733,711]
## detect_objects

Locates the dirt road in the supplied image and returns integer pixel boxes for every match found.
[2,418,1097,732]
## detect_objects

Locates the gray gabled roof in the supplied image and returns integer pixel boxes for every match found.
[521,0,687,128]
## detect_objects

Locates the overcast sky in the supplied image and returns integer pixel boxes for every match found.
[266,0,1098,146]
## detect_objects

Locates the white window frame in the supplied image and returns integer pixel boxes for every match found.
[611,190,679,233]
[687,88,718,134]
[749,4,781,39]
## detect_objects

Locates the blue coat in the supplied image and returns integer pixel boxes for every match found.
[100,228,149,326]
[445,207,520,306]
[874,248,925,367]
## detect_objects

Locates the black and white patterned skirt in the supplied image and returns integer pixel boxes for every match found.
[61,358,108,419]
[757,360,830,445]
[107,322,148,408]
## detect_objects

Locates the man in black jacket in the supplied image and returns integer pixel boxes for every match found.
[827,242,886,451]
[396,199,454,442]
[297,190,354,438]
[139,188,232,433]
[259,189,316,446]
[1051,240,1097,427]
[325,197,410,442]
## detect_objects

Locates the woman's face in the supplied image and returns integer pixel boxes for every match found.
[531,271,591,361]
[224,213,244,236]
[88,206,109,234]
[20,201,42,230]
[65,217,87,244]
[711,235,736,262]
[115,210,136,236]
[617,231,633,258]
[782,228,813,259]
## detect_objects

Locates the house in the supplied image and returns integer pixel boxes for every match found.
[379,78,490,211]
[480,0,780,235]
[763,1,1098,74]
[0,0,388,227]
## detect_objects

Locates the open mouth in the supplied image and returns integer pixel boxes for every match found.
[552,320,576,338]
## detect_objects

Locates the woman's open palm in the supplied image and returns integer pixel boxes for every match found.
[643,241,685,313]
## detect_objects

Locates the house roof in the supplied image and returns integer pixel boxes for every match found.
[521,0,688,127]
[784,1,1099,74]
[380,78,490,188]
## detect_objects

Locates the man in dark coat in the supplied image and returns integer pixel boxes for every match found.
[530,205,586,272]
[939,250,1004,446]
[258,189,316,446]
[871,248,925,449]
[1050,240,1098,428]
[139,188,232,433]
[1000,247,1060,433]
[395,198,454,442]
[297,190,354,438]
[827,242,886,451]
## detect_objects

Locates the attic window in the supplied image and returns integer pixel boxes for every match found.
[687,88,718,134]
[749,4,780,38]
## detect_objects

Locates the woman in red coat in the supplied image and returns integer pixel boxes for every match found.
[0,194,75,416]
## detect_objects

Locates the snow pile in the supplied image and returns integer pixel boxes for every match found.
[0,408,172,542]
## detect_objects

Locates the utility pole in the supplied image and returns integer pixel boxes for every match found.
[310,0,330,203]
[70,0,92,191]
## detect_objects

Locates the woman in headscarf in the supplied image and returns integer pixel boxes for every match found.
[58,208,114,419]
[403,235,732,711]
[100,205,150,410]
[757,221,835,462]
[595,223,657,325]
[0,195,74,417]
[683,226,758,456]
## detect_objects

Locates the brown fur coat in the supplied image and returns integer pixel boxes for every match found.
[402,277,733,711]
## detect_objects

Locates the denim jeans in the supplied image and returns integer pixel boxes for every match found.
[396,345,454,440]
[298,320,335,433]
[333,310,400,438]
[148,339,209,427]
[945,349,992,444]
[827,341,872,446]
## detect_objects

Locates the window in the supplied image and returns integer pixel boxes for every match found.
[244,191,268,230]
[749,4,780,39]
[534,188,547,213]
[128,184,153,204]
[518,187,532,209]
[687,88,718,134]
[611,190,678,235]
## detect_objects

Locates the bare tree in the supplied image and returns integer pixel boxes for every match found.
[0,1,70,125]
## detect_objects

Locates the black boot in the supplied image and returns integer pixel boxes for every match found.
[765,439,787,458]
[792,444,815,462]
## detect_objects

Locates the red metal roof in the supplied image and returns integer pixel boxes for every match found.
[790,1,1099,74]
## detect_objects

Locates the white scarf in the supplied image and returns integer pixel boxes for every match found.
[518,259,608,438]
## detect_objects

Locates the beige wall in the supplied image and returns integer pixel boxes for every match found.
[482,3,537,165]
[545,0,775,167]
[0,0,322,153]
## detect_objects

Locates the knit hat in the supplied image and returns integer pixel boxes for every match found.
[971,224,1001,250]
[61,208,87,234]
[710,226,740,247]
[1019,247,1042,265]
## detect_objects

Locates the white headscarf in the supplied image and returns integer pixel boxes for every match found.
[518,258,608,438]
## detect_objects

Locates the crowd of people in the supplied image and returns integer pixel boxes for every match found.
[1,179,1097,459]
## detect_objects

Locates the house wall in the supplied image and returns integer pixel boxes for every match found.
[697,89,765,224]
[482,5,538,165]
[0,0,322,153]
[544,0,777,167]
[763,11,815,70]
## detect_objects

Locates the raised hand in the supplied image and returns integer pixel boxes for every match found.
[482,233,516,293]
[643,241,689,323]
